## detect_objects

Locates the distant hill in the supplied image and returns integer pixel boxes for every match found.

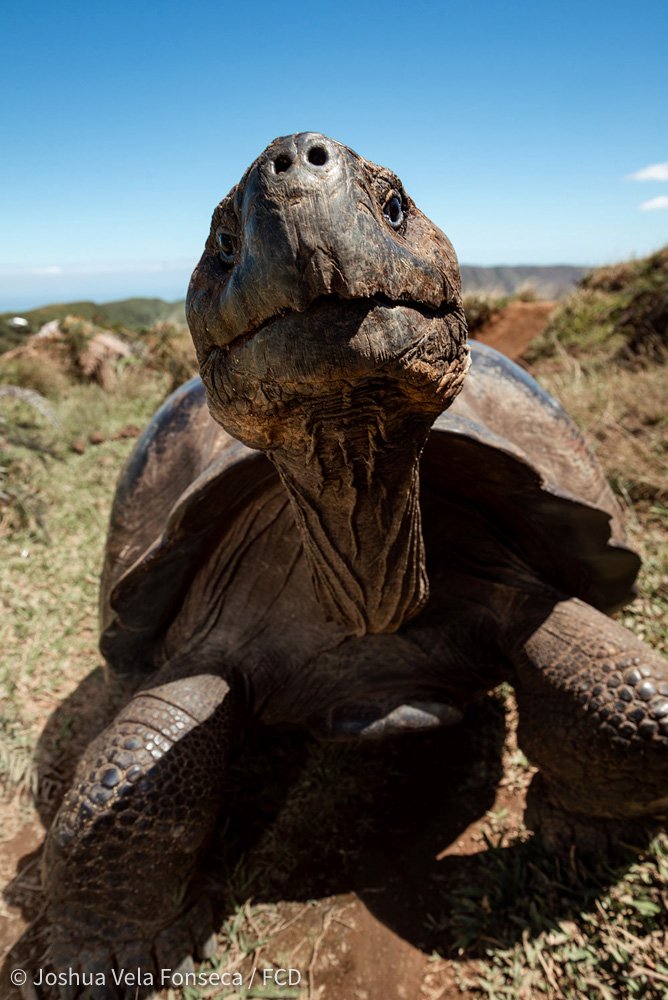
[461,265,585,299]
[1,267,585,353]
[0,298,186,352]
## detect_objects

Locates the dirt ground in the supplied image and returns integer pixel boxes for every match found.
[471,301,556,359]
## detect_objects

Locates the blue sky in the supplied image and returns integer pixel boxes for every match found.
[1,0,666,310]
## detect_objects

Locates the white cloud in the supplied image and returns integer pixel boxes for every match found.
[0,260,193,276]
[627,162,668,182]
[639,195,668,211]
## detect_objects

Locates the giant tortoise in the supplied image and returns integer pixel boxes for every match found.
[44,133,668,988]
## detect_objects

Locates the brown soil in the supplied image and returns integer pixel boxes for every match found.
[472,301,556,360]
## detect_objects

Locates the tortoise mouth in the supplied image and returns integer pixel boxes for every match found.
[199,284,469,464]
[200,290,469,436]
[216,292,461,353]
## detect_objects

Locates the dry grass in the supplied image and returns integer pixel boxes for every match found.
[539,359,667,505]
[525,346,667,659]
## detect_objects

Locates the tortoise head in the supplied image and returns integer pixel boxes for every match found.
[187,132,469,636]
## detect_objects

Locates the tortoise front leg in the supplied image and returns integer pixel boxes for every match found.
[507,597,668,836]
[44,658,242,994]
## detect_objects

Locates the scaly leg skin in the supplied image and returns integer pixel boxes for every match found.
[43,658,240,997]
[509,597,668,851]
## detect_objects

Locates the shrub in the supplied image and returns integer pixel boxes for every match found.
[463,294,506,335]
[525,247,668,364]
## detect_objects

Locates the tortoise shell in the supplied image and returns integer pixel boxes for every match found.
[100,340,639,676]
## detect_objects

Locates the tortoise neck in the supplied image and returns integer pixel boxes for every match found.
[268,389,433,636]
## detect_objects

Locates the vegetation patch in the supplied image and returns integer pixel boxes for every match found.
[525,247,668,364]
[0,298,187,353]
[451,833,668,999]
[463,294,507,335]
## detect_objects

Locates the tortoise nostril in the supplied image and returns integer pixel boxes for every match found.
[273,154,292,174]
[307,145,328,166]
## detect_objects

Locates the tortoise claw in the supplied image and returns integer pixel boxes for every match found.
[173,955,196,977]
[197,933,218,961]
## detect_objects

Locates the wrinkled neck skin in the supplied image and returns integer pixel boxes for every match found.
[268,383,433,637]
[198,295,469,639]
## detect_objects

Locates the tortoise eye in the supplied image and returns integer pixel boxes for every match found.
[215,228,236,264]
[383,194,404,230]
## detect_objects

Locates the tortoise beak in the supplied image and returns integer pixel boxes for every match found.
[188,132,458,349]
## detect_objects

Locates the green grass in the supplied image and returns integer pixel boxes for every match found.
[451,832,668,998]
[179,902,307,999]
